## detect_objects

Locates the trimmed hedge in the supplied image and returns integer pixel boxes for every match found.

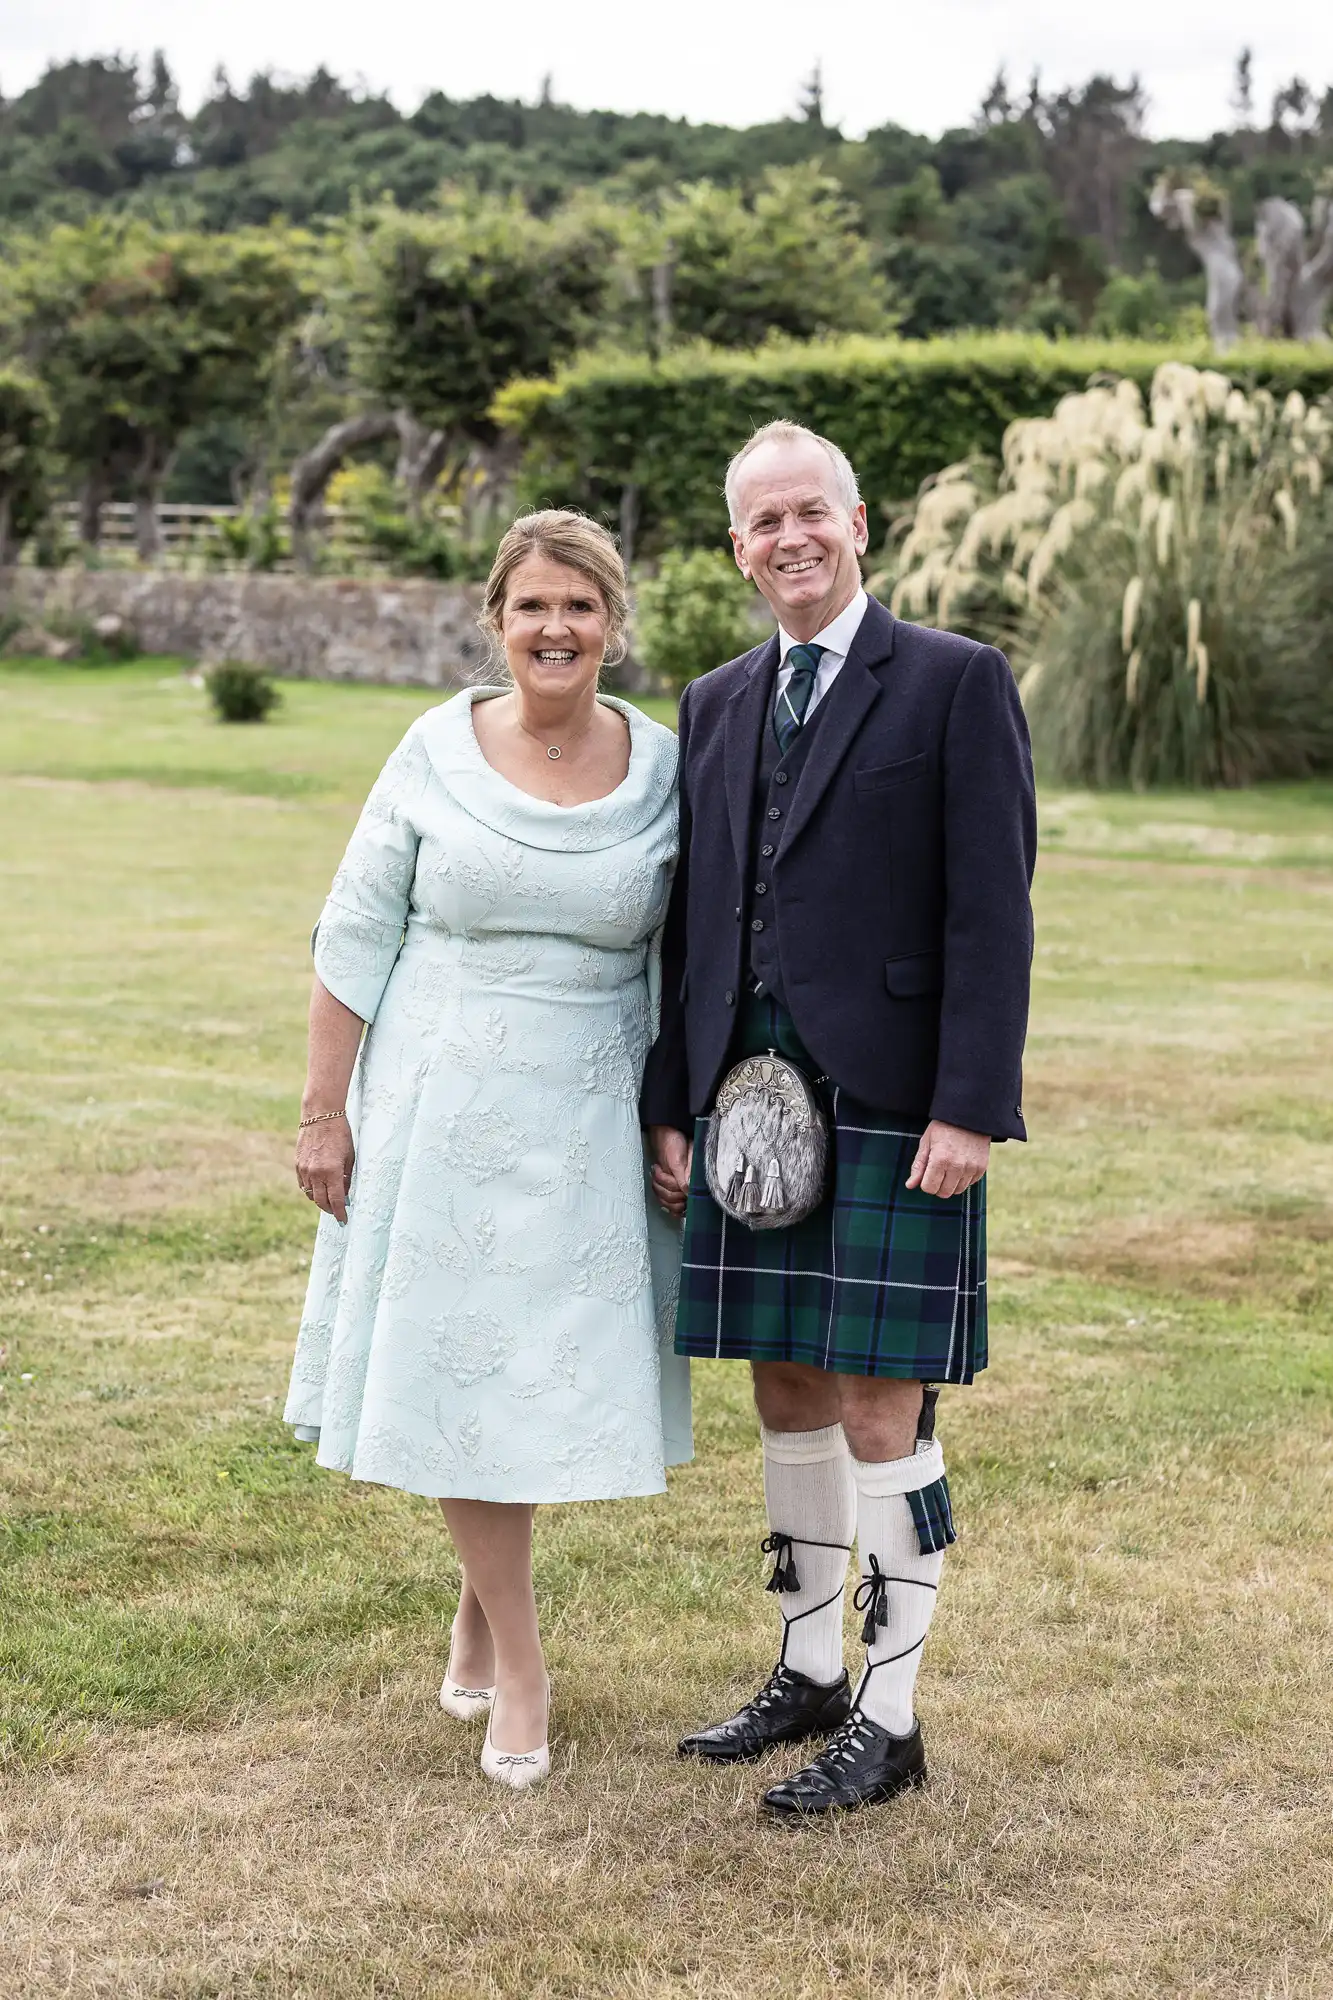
[493,334,1333,555]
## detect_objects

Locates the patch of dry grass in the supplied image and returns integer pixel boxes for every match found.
[1,665,1331,1997]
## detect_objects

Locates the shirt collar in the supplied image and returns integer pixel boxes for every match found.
[778,587,868,668]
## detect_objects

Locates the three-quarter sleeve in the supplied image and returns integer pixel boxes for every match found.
[311,723,429,1024]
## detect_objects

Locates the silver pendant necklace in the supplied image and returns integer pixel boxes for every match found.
[546,745,562,760]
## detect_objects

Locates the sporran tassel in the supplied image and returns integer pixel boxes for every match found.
[760,1159,785,1211]
[737,1162,761,1215]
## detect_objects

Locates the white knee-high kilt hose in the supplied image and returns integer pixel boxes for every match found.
[760,1423,855,1686]
[849,1439,956,1736]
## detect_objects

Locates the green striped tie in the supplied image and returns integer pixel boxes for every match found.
[773,643,824,754]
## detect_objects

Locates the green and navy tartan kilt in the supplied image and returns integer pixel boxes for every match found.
[676,993,987,1383]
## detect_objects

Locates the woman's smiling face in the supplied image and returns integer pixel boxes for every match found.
[729,437,868,640]
[501,555,610,704]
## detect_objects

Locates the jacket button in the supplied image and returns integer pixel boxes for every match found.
[751,919,764,932]
[754,882,767,895]
[725,990,735,1005]
[761,844,774,857]
[734,905,741,920]
[774,772,789,786]
[767,807,781,820]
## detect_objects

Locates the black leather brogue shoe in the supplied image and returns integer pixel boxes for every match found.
[761,1711,927,1818]
[677,1663,852,1764]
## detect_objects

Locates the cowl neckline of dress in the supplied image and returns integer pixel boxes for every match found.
[417,686,677,853]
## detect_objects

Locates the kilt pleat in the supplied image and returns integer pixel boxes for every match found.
[675,995,988,1382]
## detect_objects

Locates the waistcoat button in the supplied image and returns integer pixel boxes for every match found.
[767,807,781,820]
[774,771,789,786]
[751,919,764,932]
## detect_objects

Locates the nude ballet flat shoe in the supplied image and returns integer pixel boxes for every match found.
[479,1680,551,1791]
[440,1617,496,1719]
[439,1674,496,1721]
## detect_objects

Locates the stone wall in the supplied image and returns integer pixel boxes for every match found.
[1,568,489,688]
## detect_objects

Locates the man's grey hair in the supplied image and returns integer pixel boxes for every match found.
[724,420,861,531]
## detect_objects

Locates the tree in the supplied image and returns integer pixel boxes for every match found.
[1148,177,1246,348]
[604,169,893,351]
[9,218,308,553]
[1035,73,1147,257]
[798,63,825,128]
[286,188,613,560]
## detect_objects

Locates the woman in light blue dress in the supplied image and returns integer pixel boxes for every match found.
[286,511,690,1788]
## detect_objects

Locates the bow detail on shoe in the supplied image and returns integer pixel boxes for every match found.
[854,1554,891,1643]
[761,1531,801,1594]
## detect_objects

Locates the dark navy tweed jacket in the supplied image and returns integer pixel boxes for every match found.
[639,595,1038,1143]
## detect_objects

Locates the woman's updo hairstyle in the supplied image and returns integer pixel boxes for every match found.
[479,509,630,668]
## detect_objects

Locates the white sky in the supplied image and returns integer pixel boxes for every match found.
[3,0,1331,140]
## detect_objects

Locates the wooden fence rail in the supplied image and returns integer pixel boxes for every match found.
[50,502,385,574]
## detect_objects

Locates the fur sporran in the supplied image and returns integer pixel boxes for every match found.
[704,1050,829,1230]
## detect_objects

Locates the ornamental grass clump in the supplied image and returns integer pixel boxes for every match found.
[885,363,1333,787]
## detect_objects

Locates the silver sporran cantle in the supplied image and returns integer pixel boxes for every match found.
[704,1048,829,1230]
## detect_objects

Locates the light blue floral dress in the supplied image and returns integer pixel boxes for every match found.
[284,689,692,1503]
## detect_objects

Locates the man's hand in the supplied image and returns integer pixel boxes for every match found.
[648,1124,693,1220]
[906,1120,990,1200]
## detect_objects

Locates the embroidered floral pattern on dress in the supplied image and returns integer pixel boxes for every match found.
[284,691,692,1503]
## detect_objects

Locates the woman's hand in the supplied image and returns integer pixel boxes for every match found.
[648,1125,692,1221]
[296,1116,355,1224]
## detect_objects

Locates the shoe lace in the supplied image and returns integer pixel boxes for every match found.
[750,1664,799,1714]
[814,1711,878,1771]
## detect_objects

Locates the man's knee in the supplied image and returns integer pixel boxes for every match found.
[751,1361,840,1433]
[836,1376,924,1462]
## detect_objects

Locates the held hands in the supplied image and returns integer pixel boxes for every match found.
[296,1116,356,1224]
[906,1120,990,1200]
[648,1124,693,1221]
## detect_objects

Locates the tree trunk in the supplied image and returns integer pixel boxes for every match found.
[619,483,640,570]
[78,473,106,548]
[130,439,175,562]
[0,489,16,567]
[289,411,399,572]
[1255,198,1307,337]
[650,257,674,356]
[1292,196,1333,342]
[394,411,454,520]
[1149,182,1247,350]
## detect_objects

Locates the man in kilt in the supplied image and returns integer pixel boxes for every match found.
[642,420,1036,1818]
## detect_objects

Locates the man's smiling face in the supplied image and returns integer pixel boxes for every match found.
[729,437,869,641]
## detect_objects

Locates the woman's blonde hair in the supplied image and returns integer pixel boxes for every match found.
[479,509,629,667]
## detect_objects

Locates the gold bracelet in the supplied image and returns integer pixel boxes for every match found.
[298,1109,348,1129]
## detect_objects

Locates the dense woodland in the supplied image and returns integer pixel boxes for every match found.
[5,51,1333,335]
[0,50,1331,537]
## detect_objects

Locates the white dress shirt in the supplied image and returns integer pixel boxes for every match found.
[775,589,868,720]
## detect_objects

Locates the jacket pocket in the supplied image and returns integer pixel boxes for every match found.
[854,752,929,793]
[885,950,943,998]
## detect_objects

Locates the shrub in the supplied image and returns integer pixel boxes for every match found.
[633,550,760,693]
[493,333,1333,559]
[886,364,1333,787]
[206,661,281,723]
[210,504,288,572]
[0,366,54,562]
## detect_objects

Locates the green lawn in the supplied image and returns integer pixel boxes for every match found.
[1,660,1330,1998]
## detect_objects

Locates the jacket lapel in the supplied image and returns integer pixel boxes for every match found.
[778,597,897,854]
[723,635,778,881]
